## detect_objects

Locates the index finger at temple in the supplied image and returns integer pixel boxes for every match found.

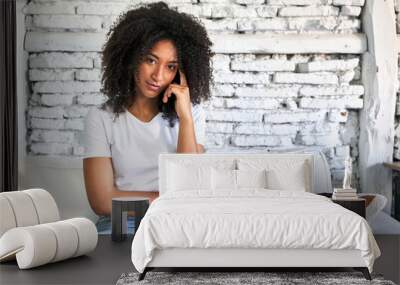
[179,69,188,86]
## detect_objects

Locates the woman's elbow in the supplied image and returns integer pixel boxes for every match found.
[86,189,111,216]
[91,203,110,216]
[196,144,205,153]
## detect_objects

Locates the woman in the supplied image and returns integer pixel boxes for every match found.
[83,2,213,234]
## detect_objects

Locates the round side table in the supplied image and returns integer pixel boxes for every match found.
[111,197,149,242]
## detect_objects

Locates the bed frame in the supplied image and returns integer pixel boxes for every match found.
[138,248,371,280]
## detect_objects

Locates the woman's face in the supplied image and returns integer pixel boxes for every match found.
[134,39,179,99]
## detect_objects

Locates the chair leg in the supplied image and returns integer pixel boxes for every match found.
[138,268,149,281]
[354,267,371,280]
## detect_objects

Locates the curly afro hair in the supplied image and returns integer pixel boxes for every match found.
[100,1,214,127]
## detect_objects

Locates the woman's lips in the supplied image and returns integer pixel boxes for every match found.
[146,81,160,92]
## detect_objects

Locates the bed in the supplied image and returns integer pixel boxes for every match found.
[131,153,381,280]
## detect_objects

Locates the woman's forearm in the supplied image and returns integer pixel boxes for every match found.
[177,116,198,153]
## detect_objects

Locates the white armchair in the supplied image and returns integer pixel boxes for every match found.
[0,188,97,269]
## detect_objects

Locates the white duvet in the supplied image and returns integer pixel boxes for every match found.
[131,190,380,273]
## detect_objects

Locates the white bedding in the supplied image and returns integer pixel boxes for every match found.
[131,190,380,273]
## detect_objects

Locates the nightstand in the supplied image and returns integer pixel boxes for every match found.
[111,197,149,242]
[332,198,366,218]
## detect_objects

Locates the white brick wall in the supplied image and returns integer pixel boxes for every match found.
[26,32,106,51]
[24,0,365,187]
[236,85,300,98]
[231,59,296,72]
[340,6,362,16]
[41,94,75,106]
[29,52,95,68]
[394,2,400,162]
[267,0,332,5]
[33,81,101,93]
[297,58,359,72]
[29,69,75,81]
[273,72,339,85]
[213,71,270,84]
[30,15,103,30]
[278,6,339,17]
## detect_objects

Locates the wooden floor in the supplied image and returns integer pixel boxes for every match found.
[373,235,400,284]
[0,235,398,285]
[0,236,134,285]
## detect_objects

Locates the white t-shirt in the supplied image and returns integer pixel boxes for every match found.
[83,104,206,192]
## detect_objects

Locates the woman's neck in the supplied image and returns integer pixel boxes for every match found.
[128,96,159,122]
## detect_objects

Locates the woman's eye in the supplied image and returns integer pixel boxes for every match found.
[168,65,177,71]
[146,58,155,64]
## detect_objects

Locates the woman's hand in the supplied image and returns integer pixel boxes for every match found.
[148,192,159,203]
[162,69,192,121]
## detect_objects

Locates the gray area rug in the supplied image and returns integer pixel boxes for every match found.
[116,271,396,285]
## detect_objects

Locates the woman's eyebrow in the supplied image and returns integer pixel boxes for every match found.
[148,53,178,63]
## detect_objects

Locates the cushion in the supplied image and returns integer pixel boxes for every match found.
[167,163,212,191]
[236,169,267,189]
[0,191,40,227]
[42,221,79,262]
[237,158,311,192]
[0,189,60,237]
[211,168,236,191]
[160,155,238,195]
[211,169,268,191]
[0,218,97,269]
[24,188,60,224]
[0,196,16,237]
[0,189,98,270]
[265,149,331,193]
[266,165,308,191]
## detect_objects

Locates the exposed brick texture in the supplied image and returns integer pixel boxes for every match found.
[23,0,366,187]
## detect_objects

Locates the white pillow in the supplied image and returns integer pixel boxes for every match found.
[167,163,211,191]
[238,158,310,192]
[211,168,236,191]
[236,169,267,189]
[211,169,268,191]
[267,163,311,192]
[266,166,308,191]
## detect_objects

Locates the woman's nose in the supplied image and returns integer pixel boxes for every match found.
[151,66,163,82]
